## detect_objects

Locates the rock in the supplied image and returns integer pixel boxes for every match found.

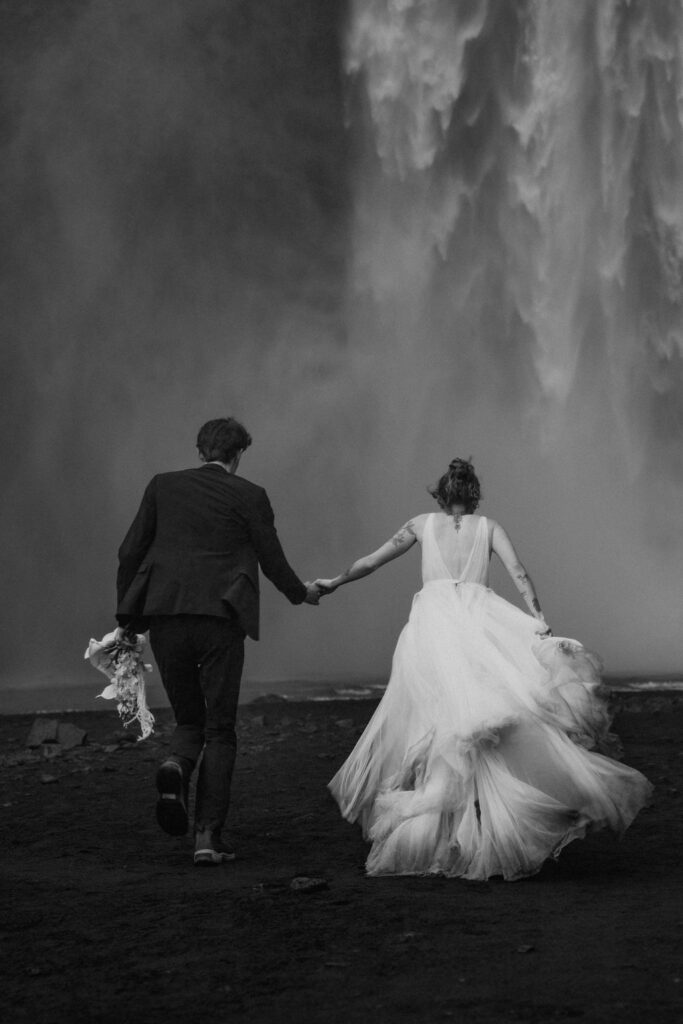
[300,722,318,734]
[334,718,354,729]
[41,744,63,760]
[39,774,59,784]
[26,718,59,748]
[290,876,329,893]
[57,723,87,749]
[516,944,535,954]
[250,714,267,728]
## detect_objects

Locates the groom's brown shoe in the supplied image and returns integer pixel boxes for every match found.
[155,760,188,836]
[193,830,236,866]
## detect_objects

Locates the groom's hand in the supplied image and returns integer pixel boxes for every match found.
[115,625,139,645]
[303,583,321,606]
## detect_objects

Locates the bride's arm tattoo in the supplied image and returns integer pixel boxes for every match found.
[324,519,418,589]
[514,567,544,619]
[391,520,416,548]
[492,523,549,626]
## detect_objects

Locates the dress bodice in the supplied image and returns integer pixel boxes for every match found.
[421,513,490,586]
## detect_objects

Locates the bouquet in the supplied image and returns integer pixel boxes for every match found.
[84,628,155,740]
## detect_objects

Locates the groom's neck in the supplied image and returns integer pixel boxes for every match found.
[204,459,240,475]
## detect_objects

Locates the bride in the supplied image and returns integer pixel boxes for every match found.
[315,458,652,881]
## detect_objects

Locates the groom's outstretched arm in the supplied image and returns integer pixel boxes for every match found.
[116,477,157,606]
[248,490,309,605]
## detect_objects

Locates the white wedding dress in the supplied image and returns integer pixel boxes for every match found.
[329,513,652,881]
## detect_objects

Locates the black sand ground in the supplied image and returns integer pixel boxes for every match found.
[1,694,681,1024]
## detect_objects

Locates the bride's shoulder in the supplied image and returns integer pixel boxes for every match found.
[406,513,431,541]
[483,518,513,549]
[483,516,504,534]
[471,514,496,541]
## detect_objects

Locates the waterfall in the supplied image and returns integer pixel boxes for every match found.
[339,0,683,671]
[347,0,683,425]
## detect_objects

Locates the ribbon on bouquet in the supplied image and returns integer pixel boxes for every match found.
[84,629,155,739]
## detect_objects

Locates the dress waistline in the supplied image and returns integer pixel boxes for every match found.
[421,579,489,590]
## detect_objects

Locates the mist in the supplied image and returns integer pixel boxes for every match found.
[2,0,682,703]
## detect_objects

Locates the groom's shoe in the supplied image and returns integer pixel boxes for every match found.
[155,760,188,836]
[193,830,236,866]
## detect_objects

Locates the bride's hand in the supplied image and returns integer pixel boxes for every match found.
[313,578,337,595]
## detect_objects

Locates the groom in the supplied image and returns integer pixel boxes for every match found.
[116,417,320,865]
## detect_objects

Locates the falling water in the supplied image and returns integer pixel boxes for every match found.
[1,0,682,710]
[340,0,683,672]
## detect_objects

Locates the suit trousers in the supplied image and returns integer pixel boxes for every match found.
[149,613,245,835]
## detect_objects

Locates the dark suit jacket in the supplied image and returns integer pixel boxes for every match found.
[116,464,308,640]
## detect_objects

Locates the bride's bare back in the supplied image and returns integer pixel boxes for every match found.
[429,512,489,580]
[315,510,549,630]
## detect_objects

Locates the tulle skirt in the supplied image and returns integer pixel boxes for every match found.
[329,581,652,881]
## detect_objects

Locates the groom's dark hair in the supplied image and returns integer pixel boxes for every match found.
[197,418,252,463]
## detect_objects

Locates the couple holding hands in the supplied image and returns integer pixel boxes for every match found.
[116,418,650,877]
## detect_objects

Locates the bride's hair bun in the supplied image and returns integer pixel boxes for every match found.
[448,457,474,473]
[428,457,481,513]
